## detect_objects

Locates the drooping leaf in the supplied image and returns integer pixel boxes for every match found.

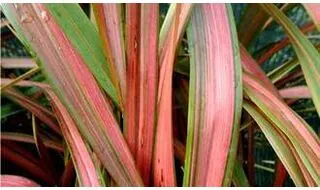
[240,45,280,97]
[2,88,60,135]
[257,22,315,65]
[159,4,193,65]
[267,59,300,83]
[279,85,311,99]
[243,72,320,185]
[243,100,310,186]
[2,4,143,186]
[260,3,320,117]
[183,4,242,186]
[262,3,297,30]
[0,132,63,152]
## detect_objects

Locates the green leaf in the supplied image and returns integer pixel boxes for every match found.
[2,4,143,186]
[260,3,320,117]
[232,160,250,187]
[93,4,126,109]
[243,101,308,186]
[243,72,320,185]
[45,4,119,106]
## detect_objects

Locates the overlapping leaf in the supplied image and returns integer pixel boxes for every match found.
[261,3,320,117]
[93,4,126,109]
[243,72,320,185]
[2,4,143,186]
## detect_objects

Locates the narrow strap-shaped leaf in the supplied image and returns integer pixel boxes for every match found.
[240,45,280,98]
[1,78,50,88]
[0,66,39,92]
[0,175,40,187]
[257,22,315,65]
[279,86,311,99]
[275,69,303,87]
[262,3,297,30]
[158,4,193,65]
[93,4,126,109]
[153,4,183,187]
[2,88,60,135]
[46,89,100,186]
[267,59,300,83]
[2,4,143,186]
[124,3,140,158]
[304,4,320,31]
[260,3,320,117]
[135,4,159,186]
[243,72,320,184]
[183,4,242,186]
[0,58,37,69]
[44,4,119,106]
[1,132,63,152]
[243,101,309,186]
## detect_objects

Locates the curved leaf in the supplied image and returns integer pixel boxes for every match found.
[2,4,143,186]
[260,3,320,117]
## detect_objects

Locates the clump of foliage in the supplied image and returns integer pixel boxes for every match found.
[0,3,319,187]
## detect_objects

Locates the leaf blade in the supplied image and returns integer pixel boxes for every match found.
[183,4,242,186]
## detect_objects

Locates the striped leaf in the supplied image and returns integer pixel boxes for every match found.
[1,132,63,152]
[124,3,140,159]
[260,3,320,117]
[2,4,143,186]
[93,4,126,109]
[45,4,119,106]
[46,89,101,186]
[135,4,159,186]
[243,101,310,186]
[153,4,192,187]
[243,72,320,185]
[183,4,242,186]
